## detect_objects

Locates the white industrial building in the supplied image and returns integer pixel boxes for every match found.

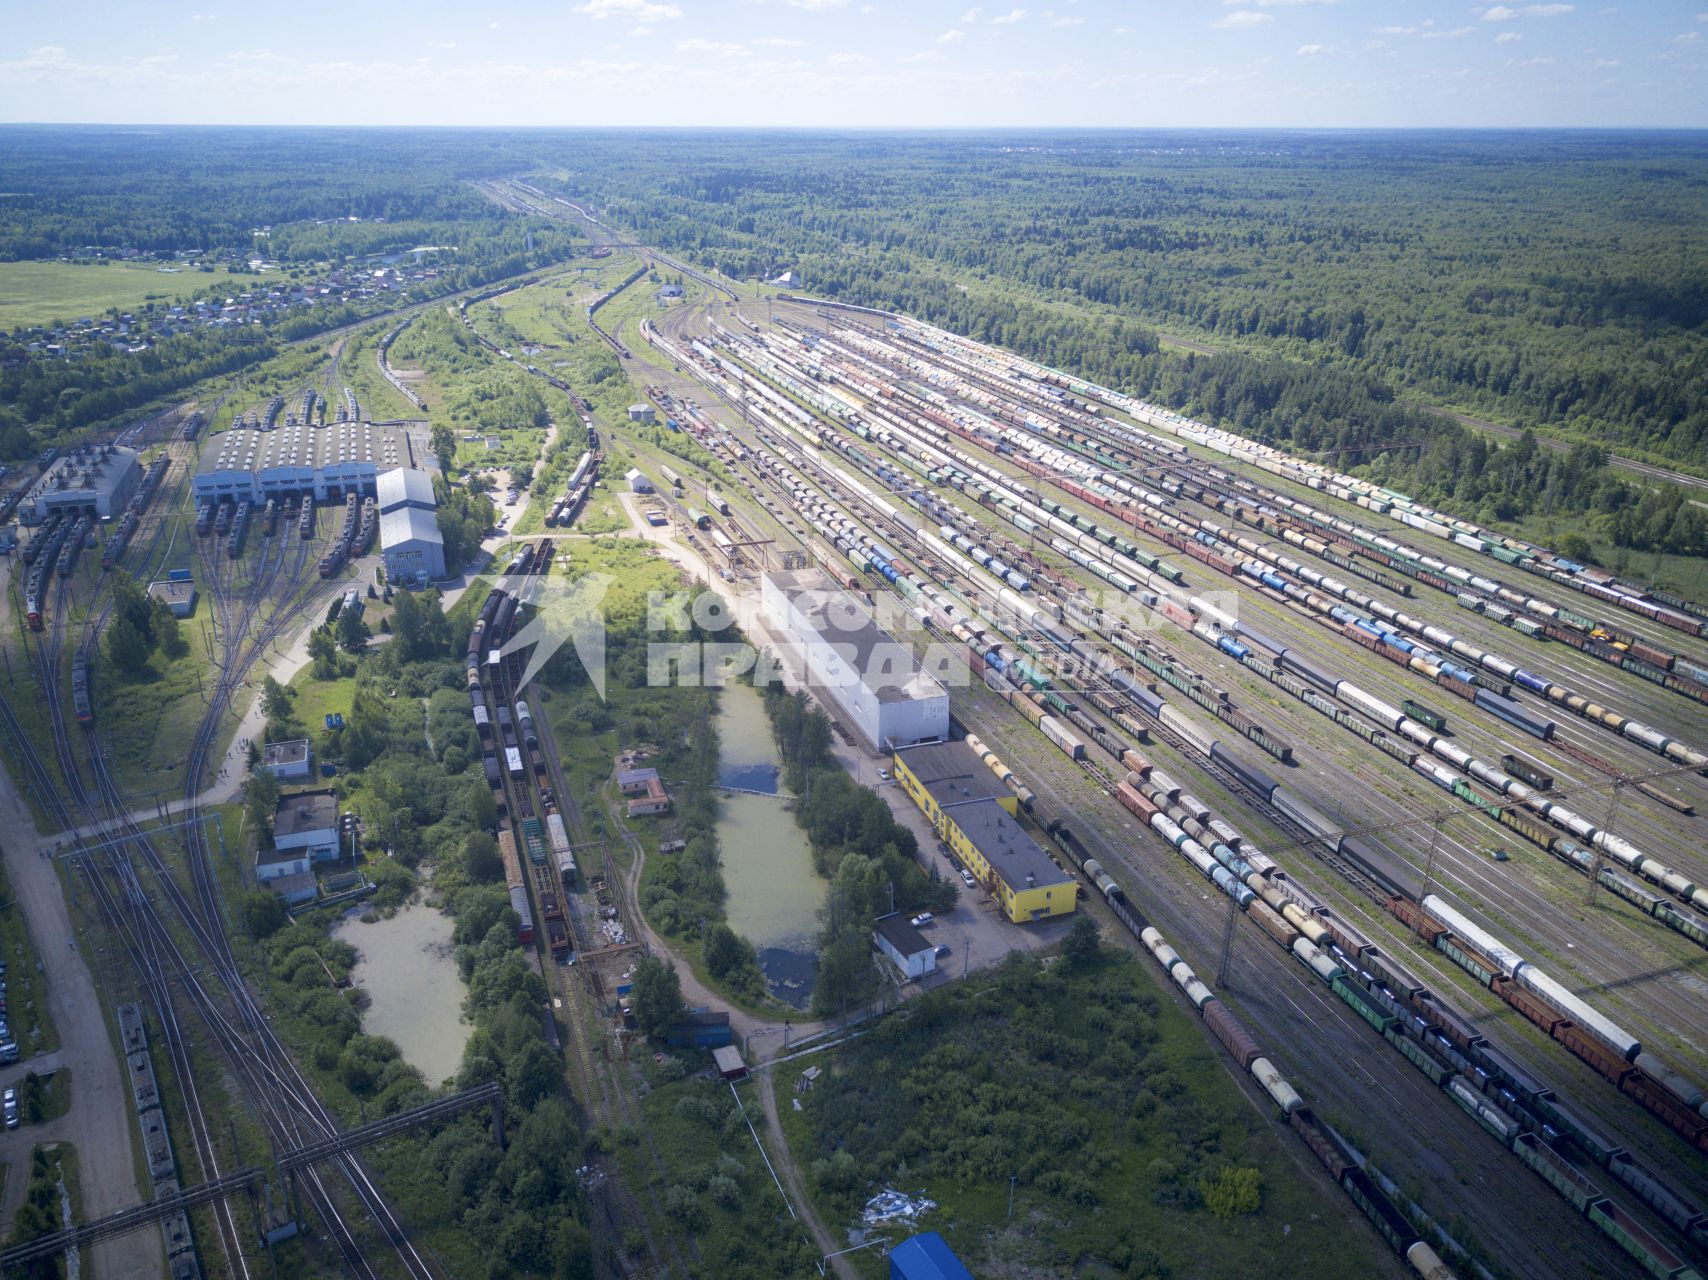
[272,790,341,861]
[262,739,312,781]
[376,466,436,514]
[375,466,445,582]
[256,846,313,887]
[761,569,949,753]
[626,468,654,493]
[874,914,937,980]
[193,421,415,505]
[380,507,445,583]
[23,444,142,523]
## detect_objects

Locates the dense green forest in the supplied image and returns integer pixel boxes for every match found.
[2,127,1704,556]
[540,131,1708,471]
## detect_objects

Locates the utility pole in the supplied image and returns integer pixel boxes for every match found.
[1216,889,1239,989]
[1419,813,1445,904]
[1584,780,1623,908]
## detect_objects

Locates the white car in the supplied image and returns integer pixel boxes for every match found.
[960,870,976,888]
[3,1087,17,1129]
[910,913,933,928]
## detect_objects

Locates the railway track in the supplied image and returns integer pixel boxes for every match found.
[615,286,1708,1273]
[470,543,689,1280]
[17,486,436,1277]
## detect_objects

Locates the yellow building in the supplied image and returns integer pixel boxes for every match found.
[892,742,1076,925]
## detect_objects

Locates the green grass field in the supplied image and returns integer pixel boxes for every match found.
[0,259,273,329]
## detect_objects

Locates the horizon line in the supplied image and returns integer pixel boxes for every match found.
[4,121,1708,134]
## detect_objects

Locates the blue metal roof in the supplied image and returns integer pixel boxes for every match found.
[889,1232,972,1280]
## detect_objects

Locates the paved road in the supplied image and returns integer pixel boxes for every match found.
[0,773,156,1278]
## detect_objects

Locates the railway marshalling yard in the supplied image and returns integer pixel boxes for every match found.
[4,207,1708,1280]
[624,271,1708,1279]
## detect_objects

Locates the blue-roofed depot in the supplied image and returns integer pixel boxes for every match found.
[889,1231,973,1280]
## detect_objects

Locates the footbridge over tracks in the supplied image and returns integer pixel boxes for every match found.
[0,1084,503,1269]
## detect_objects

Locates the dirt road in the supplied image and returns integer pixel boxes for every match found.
[0,773,155,1278]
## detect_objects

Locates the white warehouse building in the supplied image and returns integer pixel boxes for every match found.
[380,507,445,583]
[193,421,415,505]
[375,465,446,581]
[761,569,948,754]
[24,444,142,523]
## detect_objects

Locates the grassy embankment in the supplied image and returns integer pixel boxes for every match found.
[775,938,1399,1280]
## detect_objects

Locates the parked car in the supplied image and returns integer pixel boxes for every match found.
[909,913,933,928]
[2,1088,16,1128]
[960,870,976,888]
[877,768,892,782]
[0,1041,15,1065]
[935,944,951,958]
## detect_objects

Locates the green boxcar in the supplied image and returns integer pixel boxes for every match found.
[1511,1135,1606,1214]
[1331,975,1398,1035]
[1384,1026,1453,1086]
[1586,1202,1689,1280]
[1438,937,1497,986]
[1402,699,1446,732]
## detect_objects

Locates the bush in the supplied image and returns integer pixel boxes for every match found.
[1201,1167,1263,1219]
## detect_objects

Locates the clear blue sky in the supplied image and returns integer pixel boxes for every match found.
[2,1,1704,127]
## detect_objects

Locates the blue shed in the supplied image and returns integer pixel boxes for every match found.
[889,1232,972,1280]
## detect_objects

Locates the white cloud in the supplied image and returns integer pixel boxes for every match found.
[1297,42,1326,54]
[1213,10,1273,28]
[754,36,806,45]
[991,8,1027,24]
[897,48,940,62]
[1224,0,1338,4]
[190,13,217,22]
[576,0,682,20]
[1486,2,1574,15]
[1592,55,1619,66]
[676,37,747,55]
[1513,54,1555,63]
[1495,31,1521,42]
[827,51,871,65]
[937,28,965,43]
[1113,25,1134,35]
[961,5,980,20]
[1051,15,1084,26]
[773,0,847,8]
[1424,26,1473,38]
[1673,29,1701,43]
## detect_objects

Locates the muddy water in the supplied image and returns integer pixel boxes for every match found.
[334,902,470,1085]
[715,685,825,1006]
